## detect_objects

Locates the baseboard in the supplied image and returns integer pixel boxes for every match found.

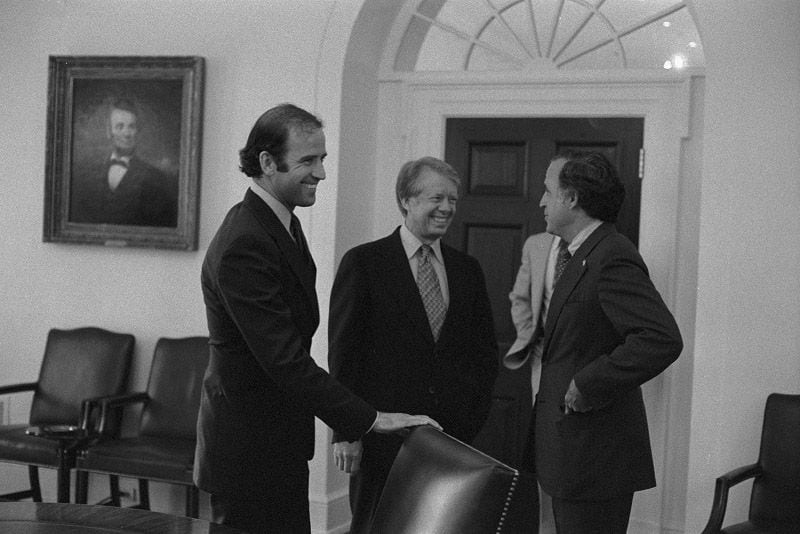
[310,489,351,534]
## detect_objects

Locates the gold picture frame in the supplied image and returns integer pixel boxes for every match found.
[43,56,204,250]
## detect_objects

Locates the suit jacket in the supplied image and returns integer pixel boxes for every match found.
[194,189,376,495]
[534,223,682,500]
[70,155,178,227]
[328,227,498,462]
[504,232,555,398]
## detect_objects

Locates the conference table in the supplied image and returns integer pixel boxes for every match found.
[0,501,245,533]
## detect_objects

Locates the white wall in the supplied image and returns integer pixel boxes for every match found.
[685,1,800,531]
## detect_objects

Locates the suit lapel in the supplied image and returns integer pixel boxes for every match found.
[243,190,319,324]
[381,229,437,346]
[542,223,614,357]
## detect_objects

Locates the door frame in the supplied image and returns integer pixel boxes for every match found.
[372,71,695,532]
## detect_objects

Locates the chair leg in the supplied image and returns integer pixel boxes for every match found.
[108,475,121,507]
[138,479,150,510]
[28,466,42,502]
[55,450,72,503]
[186,485,199,518]
[75,470,88,504]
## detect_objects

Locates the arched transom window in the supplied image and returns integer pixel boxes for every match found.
[393,0,704,71]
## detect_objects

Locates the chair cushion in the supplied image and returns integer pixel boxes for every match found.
[139,337,209,440]
[31,328,134,426]
[77,436,195,485]
[369,426,537,534]
[0,425,61,467]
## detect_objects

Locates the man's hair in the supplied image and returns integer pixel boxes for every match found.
[395,156,461,216]
[109,98,138,118]
[555,151,625,222]
[239,103,323,177]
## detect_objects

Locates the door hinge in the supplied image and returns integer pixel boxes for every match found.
[638,148,645,180]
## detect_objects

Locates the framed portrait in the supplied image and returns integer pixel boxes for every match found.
[43,56,204,250]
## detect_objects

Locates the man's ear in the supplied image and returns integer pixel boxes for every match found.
[564,189,579,209]
[259,151,276,176]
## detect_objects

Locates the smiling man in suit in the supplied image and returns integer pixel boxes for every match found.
[531,151,682,533]
[328,156,498,533]
[195,104,439,534]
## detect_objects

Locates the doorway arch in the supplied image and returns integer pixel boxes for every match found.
[337,2,703,531]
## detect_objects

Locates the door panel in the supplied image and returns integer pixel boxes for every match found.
[445,117,643,467]
[465,224,523,346]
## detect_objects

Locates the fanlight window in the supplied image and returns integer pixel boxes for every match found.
[394,0,704,71]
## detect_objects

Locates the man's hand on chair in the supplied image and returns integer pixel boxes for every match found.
[373,412,442,434]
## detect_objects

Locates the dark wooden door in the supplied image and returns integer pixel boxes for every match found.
[444,117,643,467]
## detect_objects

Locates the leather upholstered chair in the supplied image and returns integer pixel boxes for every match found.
[701,393,800,534]
[0,327,135,503]
[75,336,210,517]
[366,425,538,534]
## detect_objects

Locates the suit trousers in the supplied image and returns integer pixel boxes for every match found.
[550,492,633,534]
[210,460,310,534]
[347,453,394,534]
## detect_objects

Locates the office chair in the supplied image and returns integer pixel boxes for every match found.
[0,327,134,503]
[366,425,538,533]
[701,393,800,534]
[75,336,209,517]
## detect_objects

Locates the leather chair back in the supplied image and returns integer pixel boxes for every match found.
[139,336,209,440]
[369,426,538,534]
[30,327,135,426]
[750,393,800,523]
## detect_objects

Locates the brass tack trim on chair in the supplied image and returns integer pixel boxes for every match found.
[495,470,519,533]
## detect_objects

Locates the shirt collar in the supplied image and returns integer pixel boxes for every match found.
[250,181,292,234]
[400,224,444,263]
[562,219,603,255]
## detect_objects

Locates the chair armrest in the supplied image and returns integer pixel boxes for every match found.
[80,392,150,436]
[701,463,761,534]
[0,382,38,395]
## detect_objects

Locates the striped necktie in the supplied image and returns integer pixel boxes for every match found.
[416,245,446,340]
[553,239,571,285]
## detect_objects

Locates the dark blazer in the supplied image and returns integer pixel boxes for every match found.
[329,227,498,457]
[70,155,178,227]
[534,223,682,501]
[194,189,376,496]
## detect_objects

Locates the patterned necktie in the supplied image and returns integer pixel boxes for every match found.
[416,245,446,341]
[290,215,311,265]
[553,239,572,285]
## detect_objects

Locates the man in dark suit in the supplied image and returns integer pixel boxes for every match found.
[195,104,439,534]
[328,156,498,533]
[70,98,178,227]
[531,151,683,533]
